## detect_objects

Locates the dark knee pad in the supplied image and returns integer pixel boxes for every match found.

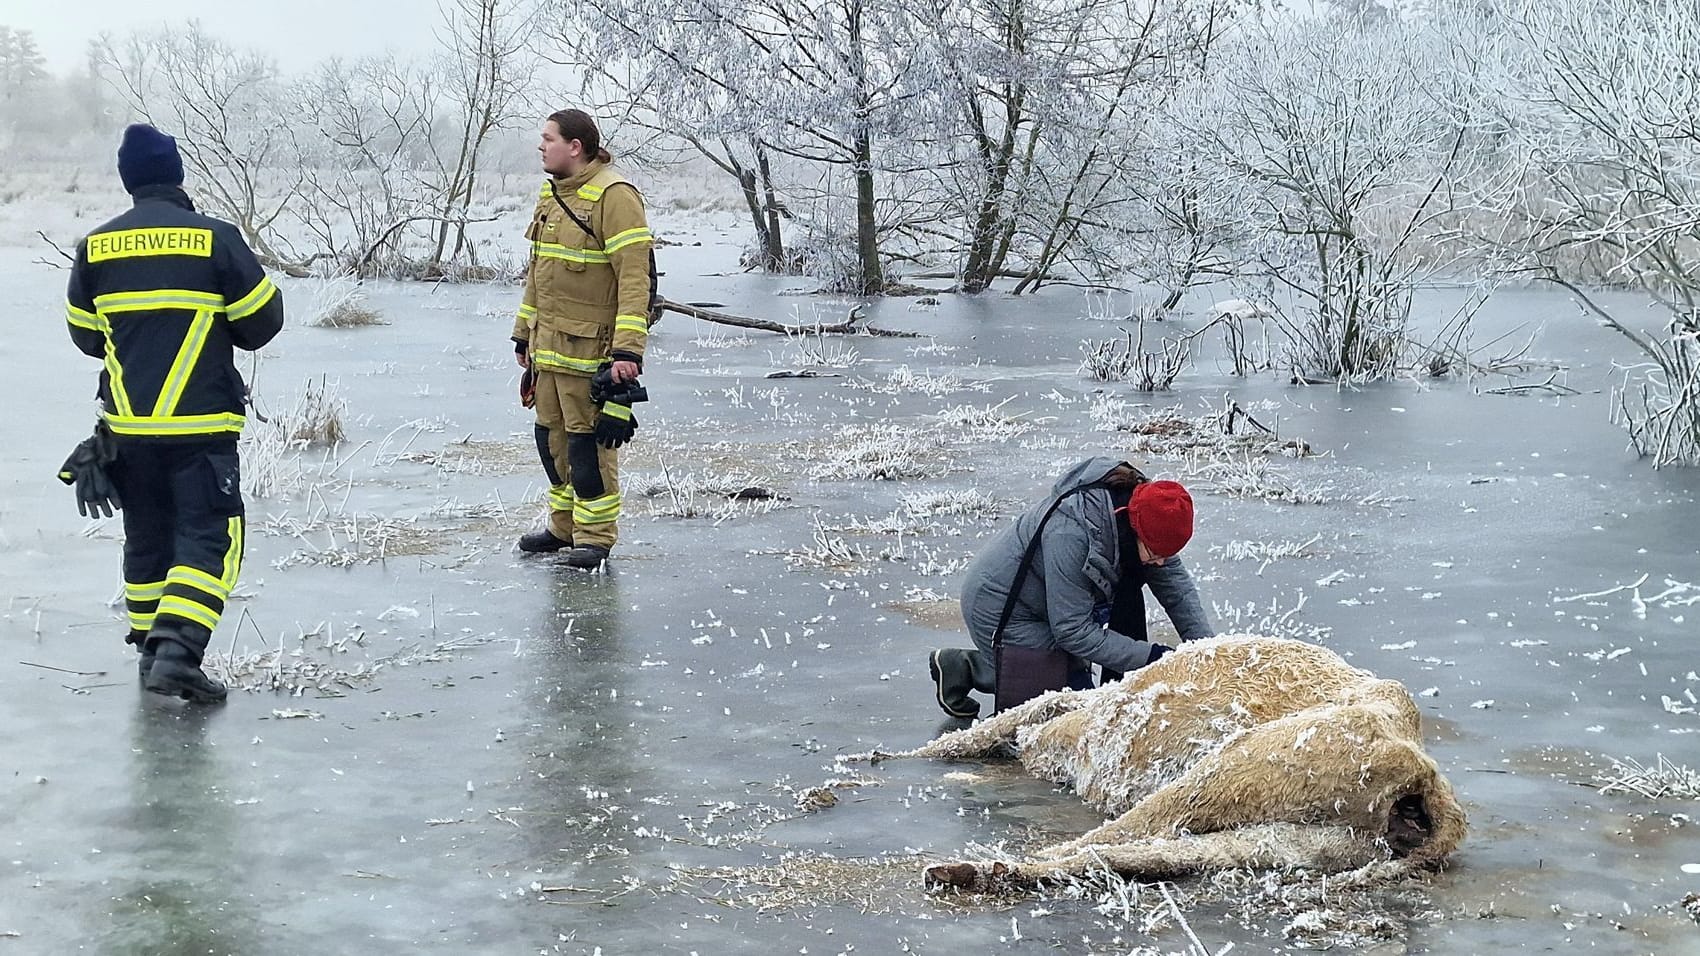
[534,424,563,485]
[567,433,605,499]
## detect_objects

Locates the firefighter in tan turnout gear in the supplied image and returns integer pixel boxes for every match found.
[60,124,284,703]
[514,109,655,569]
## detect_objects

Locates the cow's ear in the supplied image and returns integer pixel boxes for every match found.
[991,862,1009,877]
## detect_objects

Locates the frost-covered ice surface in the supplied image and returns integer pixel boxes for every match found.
[2,214,1698,953]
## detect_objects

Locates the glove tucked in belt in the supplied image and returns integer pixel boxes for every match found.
[58,421,122,518]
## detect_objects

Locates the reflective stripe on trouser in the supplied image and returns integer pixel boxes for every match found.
[125,579,165,632]
[532,368,620,549]
[110,439,246,658]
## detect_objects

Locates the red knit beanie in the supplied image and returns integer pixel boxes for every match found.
[1129,480,1193,557]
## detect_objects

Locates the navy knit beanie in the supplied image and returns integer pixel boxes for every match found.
[117,124,184,194]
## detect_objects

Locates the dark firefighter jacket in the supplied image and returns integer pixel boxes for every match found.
[65,185,284,439]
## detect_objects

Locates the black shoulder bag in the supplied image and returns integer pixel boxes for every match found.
[992,481,1106,713]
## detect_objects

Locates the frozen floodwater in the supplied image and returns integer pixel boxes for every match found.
[1,225,1697,953]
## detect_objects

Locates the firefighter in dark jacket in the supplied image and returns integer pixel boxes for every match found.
[62,123,284,703]
[928,458,1213,718]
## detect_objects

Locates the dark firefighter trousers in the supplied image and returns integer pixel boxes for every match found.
[111,439,245,658]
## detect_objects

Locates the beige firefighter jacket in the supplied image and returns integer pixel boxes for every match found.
[513,161,654,375]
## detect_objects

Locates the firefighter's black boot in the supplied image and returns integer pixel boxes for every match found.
[563,544,610,570]
[128,629,154,683]
[929,648,981,719]
[143,626,227,704]
[518,528,572,553]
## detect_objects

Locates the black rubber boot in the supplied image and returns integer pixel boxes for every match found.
[518,528,572,553]
[143,634,228,704]
[563,544,610,570]
[929,648,981,719]
[128,629,153,683]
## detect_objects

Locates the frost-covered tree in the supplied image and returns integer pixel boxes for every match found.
[290,55,443,276]
[424,0,537,271]
[887,0,1253,295]
[0,26,51,142]
[547,0,925,294]
[1166,13,1477,381]
[95,23,305,272]
[1477,0,1700,465]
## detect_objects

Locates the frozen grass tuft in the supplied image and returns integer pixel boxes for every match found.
[927,399,1035,443]
[900,488,1001,518]
[1100,398,1312,460]
[846,365,991,397]
[301,276,386,329]
[209,620,495,696]
[313,300,385,329]
[1185,453,1338,504]
[1593,754,1700,800]
[273,377,348,447]
[808,423,945,481]
[628,463,784,520]
[1211,535,1324,573]
[784,520,868,570]
[690,324,756,349]
[1079,326,1192,391]
[779,317,863,368]
[261,510,443,567]
[1211,593,1332,644]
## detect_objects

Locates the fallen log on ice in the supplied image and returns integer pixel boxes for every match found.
[654,298,919,337]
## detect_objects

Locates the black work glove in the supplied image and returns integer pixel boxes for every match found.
[1146,643,1174,666]
[594,401,637,449]
[57,423,122,518]
[589,364,618,405]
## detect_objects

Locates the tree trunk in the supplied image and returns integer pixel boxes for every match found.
[757,146,785,267]
[852,128,883,294]
[736,165,775,269]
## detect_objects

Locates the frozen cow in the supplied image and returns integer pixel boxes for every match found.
[908,635,1467,889]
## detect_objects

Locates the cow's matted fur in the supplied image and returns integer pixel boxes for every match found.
[909,635,1466,889]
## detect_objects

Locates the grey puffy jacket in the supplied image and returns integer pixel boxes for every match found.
[959,457,1213,674]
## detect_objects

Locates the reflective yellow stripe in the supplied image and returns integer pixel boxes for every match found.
[574,492,621,525]
[104,412,246,437]
[516,303,537,321]
[158,594,220,629]
[538,182,554,198]
[125,580,166,601]
[529,350,603,374]
[86,227,213,263]
[94,289,225,314]
[128,609,158,631]
[103,338,134,416]
[576,183,606,201]
[547,484,575,511]
[227,276,277,320]
[152,308,215,417]
[532,241,610,265]
[67,302,105,331]
[168,565,232,601]
[614,314,648,334]
[603,227,653,253]
[221,517,244,587]
[600,402,632,421]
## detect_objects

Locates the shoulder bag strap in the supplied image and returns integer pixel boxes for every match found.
[991,481,1105,650]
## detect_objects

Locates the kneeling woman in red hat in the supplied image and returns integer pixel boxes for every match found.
[929,457,1213,719]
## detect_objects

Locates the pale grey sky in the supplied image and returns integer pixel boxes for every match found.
[8,0,442,73]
